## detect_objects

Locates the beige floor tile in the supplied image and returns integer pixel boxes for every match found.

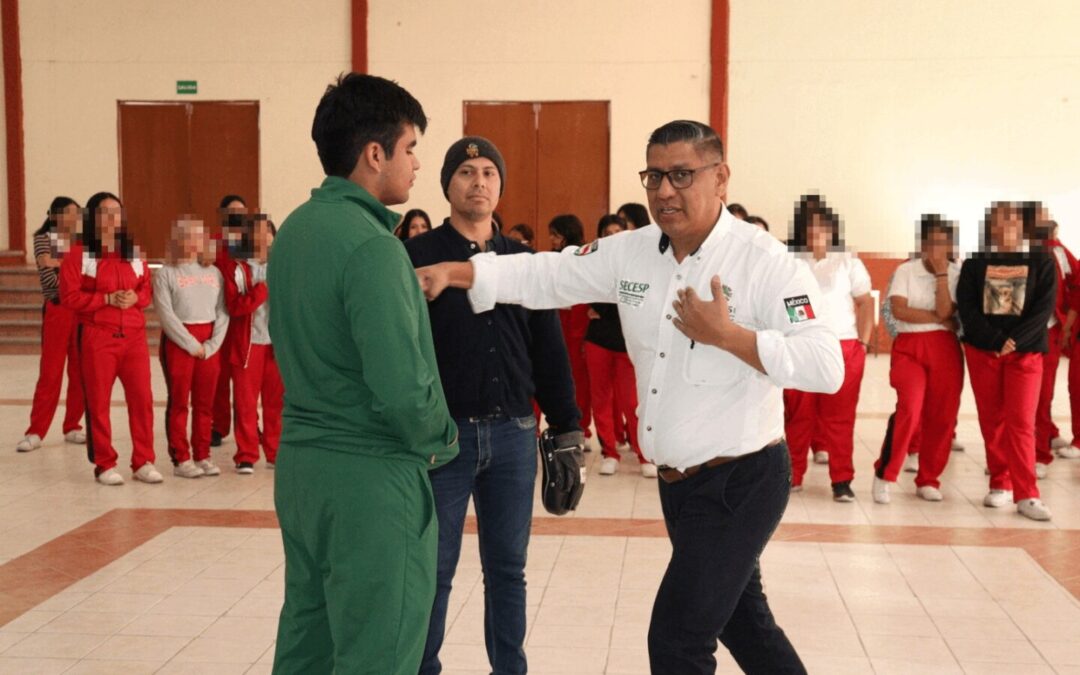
[37,610,140,635]
[4,632,106,659]
[170,636,273,664]
[84,634,190,662]
[0,657,77,675]
[63,660,163,674]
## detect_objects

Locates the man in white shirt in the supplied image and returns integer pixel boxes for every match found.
[418,120,843,674]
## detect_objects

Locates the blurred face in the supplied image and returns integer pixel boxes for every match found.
[96,198,123,249]
[643,142,728,246]
[601,222,625,238]
[178,220,205,259]
[57,203,80,235]
[448,157,501,221]
[549,229,567,251]
[376,124,420,206]
[807,213,832,254]
[990,207,1023,251]
[253,218,274,258]
[921,229,951,261]
[407,216,430,238]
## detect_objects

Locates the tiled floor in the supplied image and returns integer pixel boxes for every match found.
[1,353,1080,673]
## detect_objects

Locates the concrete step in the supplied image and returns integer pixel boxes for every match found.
[0,287,43,305]
[0,304,45,322]
[0,267,42,289]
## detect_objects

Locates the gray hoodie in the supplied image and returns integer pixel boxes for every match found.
[153,261,230,356]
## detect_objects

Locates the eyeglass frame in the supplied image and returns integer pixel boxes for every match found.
[638,162,722,190]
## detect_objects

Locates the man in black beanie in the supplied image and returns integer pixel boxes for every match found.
[405,137,581,675]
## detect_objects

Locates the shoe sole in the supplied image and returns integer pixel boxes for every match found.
[833,495,855,503]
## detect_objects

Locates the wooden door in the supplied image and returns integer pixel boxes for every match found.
[463,101,609,252]
[118,101,260,259]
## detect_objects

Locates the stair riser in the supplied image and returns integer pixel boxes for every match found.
[0,272,45,289]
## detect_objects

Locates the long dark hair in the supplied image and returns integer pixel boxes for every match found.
[617,202,650,229]
[34,196,80,236]
[396,208,431,242]
[789,194,842,251]
[548,214,585,249]
[83,192,135,260]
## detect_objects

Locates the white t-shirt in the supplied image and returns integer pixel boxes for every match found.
[798,251,872,339]
[888,259,960,334]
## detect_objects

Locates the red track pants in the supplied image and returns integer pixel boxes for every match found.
[965,345,1042,502]
[232,344,283,465]
[1035,324,1063,465]
[160,323,220,465]
[785,339,866,486]
[213,356,233,437]
[26,301,84,438]
[873,331,963,487]
[78,324,155,475]
[584,342,645,463]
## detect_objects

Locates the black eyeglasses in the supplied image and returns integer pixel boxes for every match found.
[639,163,720,190]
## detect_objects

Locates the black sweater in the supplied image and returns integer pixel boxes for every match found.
[584,303,627,352]
[405,221,581,432]
[957,251,1057,353]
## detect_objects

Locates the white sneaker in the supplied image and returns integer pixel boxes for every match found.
[64,430,86,444]
[1056,444,1080,459]
[1035,462,1048,480]
[904,453,919,473]
[96,468,124,486]
[916,486,943,502]
[872,476,891,504]
[813,450,829,465]
[983,489,1012,508]
[598,457,619,475]
[196,459,221,476]
[1050,436,1069,450]
[133,464,163,484]
[16,434,43,453]
[1017,498,1052,521]
[173,460,205,479]
[640,463,658,479]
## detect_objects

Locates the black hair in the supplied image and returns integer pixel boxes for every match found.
[34,196,80,236]
[509,223,534,242]
[82,192,135,259]
[597,214,627,239]
[647,120,724,160]
[727,203,749,220]
[396,208,432,242]
[548,214,585,250]
[617,202,650,229]
[744,215,769,232]
[1018,200,1055,246]
[311,72,428,177]
[789,194,842,251]
[219,194,246,210]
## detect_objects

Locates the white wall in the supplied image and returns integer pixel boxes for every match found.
[728,0,1080,255]
[19,0,352,259]
[368,0,711,225]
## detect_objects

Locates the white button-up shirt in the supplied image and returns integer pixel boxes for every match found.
[795,251,871,340]
[468,209,844,470]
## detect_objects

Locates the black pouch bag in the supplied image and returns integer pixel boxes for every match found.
[538,429,586,515]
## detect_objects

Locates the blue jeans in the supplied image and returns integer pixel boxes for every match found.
[648,441,806,674]
[420,415,538,675]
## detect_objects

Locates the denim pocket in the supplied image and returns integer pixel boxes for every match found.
[513,415,538,431]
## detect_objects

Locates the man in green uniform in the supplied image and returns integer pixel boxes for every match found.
[268,73,458,674]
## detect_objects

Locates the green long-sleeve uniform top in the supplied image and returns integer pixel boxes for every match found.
[268,176,458,467]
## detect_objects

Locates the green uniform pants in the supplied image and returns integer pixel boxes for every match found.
[272,444,438,674]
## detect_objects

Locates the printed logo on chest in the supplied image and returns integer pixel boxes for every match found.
[618,280,650,308]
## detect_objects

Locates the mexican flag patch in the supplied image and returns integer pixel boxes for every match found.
[574,241,598,256]
[784,295,816,323]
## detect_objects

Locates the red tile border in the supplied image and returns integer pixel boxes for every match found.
[2,509,1078,627]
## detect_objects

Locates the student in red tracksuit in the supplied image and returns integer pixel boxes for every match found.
[154,217,230,479]
[585,214,656,478]
[222,214,282,473]
[785,195,874,502]
[211,194,248,447]
[872,215,964,504]
[957,201,1056,521]
[60,192,160,486]
[16,197,86,453]
[1026,207,1080,473]
[548,214,593,440]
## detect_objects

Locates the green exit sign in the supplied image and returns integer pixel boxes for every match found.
[177,80,197,95]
